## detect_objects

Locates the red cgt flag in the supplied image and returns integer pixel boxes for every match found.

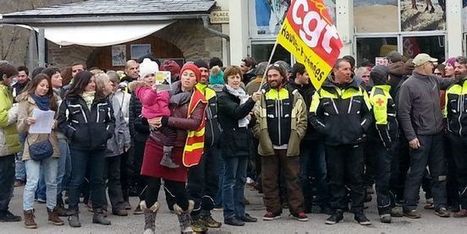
[277,0,343,89]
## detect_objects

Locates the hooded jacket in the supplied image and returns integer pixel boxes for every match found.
[0,83,21,156]
[309,78,373,146]
[444,78,467,137]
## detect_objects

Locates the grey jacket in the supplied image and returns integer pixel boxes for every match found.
[106,92,131,157]
[398,72,458,141]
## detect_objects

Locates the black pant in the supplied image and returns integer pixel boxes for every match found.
[390,139,410,203]
[375,141,397,215]
[0,155,15,212]
[403,134,447,211]
[445,135,459,208]
[187,146,219,216]
[145,177,189,211]
[363,139,378,187]
[69,148,106,211]
[120,151,130,202]
[325,144,365,213]
[104,155,125,211]
[448,134,467,209]
[133,138,148,199]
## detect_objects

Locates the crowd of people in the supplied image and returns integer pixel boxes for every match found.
[1,50,467,233]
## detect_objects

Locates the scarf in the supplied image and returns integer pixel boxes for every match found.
[31,94,50,111]
[225,85,251,127]
[81,91,95,109]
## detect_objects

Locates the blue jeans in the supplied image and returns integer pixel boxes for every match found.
[299,140,328,208]
[23,158,59,210]
[68,148,106,211]
[15,133,27,181]
[35,171,46,200]
[222,156,248,219]
[56,139,71,195]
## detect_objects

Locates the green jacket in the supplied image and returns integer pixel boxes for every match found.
[0,83,21,156]
[253,86,307,157]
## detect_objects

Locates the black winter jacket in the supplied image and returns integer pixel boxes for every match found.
[57,95,115,150]
[129,93,150,142]
[217,87,256,158]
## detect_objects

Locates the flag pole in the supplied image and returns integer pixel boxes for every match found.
[257,39,279,92]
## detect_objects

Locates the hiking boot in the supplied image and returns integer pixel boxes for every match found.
[453,209,467,218]
[192,217,209,232]
[292,212,308,222]
[263,211,281,221]
[142,201,159,234]
[23,210,37,229]
[434,207,450,218]
[237,213,257,222]
[92,209,111,225]
[175,200,194,233]
[354,212,371,225]
[160,146,179,168]
[380,214,392,223]
[68,214,81,227]
[201,215,222,228]
[124,201,131,210]
[55,205,70,217]
[0,210,21,222]
[403,209,421,219]
[325,209,343,225]
[112,209,128,216]
[224,217,245,226]
[48,208,64,226]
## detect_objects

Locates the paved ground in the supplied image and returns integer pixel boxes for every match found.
[3,185,467,234]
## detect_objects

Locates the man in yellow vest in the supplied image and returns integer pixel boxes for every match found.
[368,65,399,223]
[309,58,373,225]
[445,56,467,217]
[186,60,223,232]
[253,63,308,222]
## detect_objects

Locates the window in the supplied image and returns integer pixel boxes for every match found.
[250,43,291,64]
[356,37,398,66]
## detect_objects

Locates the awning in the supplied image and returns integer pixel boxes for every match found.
[33,22,174,47]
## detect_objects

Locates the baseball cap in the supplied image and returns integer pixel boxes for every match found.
[412,53,438,67]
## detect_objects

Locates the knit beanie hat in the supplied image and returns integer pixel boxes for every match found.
[180,63,201,82]
[370,65,389,86]
[160,60,181,78]
[139,58,159,78]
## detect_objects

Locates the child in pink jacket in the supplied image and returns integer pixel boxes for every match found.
[129,58,178,168]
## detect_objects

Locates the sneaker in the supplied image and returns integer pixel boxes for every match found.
[380,214,391,223]
[390,207,403,217]
[354,212,371,225]
[37,198,46,203]
[200,215,222,228]
[263,211,281,221]
[403,209,421,219]
[112,209,128,216]
[192,218,209,232]
[0,210,22,222]
[292,212,308,222]
[133,205,144,215]
[212,205,223,211]
[434,207,450,218]
[124,201,131,210]
[325,210,343,225]
[453,209,467,218]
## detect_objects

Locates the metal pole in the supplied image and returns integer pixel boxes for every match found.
[38,28,45,67]
[28,30,36,73]
[257,39,279,92]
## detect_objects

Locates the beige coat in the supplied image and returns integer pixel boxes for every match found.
[17,94,60,161]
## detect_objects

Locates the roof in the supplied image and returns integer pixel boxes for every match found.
[1,0,216,25]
